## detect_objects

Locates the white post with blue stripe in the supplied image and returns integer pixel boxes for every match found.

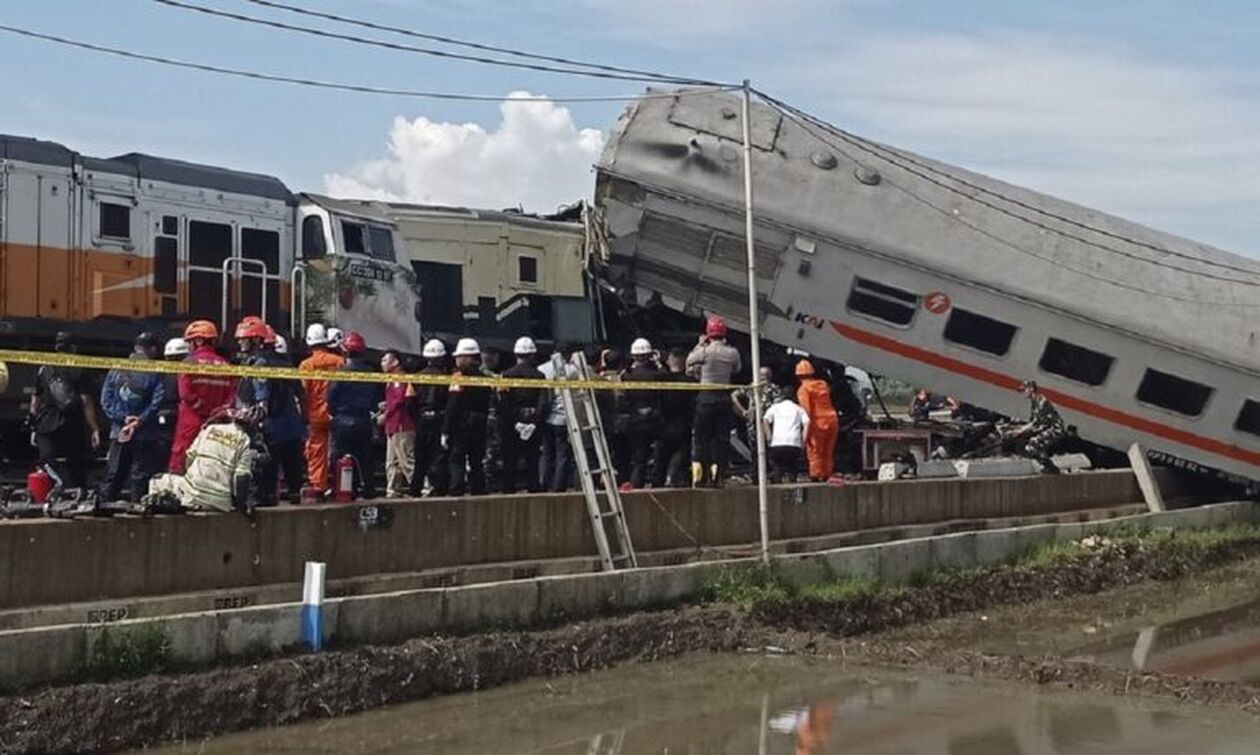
[301,561,326,651]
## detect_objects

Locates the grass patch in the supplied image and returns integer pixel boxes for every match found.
[704,563,790,609]
[81,623,172,682]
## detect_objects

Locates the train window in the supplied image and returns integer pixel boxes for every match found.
[518,256,538,285]
[154,237,177,295]
[846,277,917,326]
[1039,338,1114,386]
[341,221,366,255]
[1236,400,1260,437]
[161,215,179,236]
[99,202,131,240]
[301,216,326,258]
[241,228,280,274]
[189,221,232,267]
[368,225,396,262]
[1136,368,1213,417]
[943,308,1017,356]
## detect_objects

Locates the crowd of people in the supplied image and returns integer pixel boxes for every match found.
[25,313,885,508]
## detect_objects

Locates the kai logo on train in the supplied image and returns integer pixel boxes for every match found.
[924,292,951,314]
[794,312,825,329]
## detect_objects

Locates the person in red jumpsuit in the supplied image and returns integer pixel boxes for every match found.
[796,359,839,482]
[168,319,236,473]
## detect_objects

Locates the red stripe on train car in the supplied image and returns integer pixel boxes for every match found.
[829,320,1260,468]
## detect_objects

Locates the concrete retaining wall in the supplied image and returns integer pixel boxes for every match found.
[0,471,1142,610]
[3,498,1252,692]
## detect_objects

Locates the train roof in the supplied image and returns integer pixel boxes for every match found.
[597,89,1260,374]
[0,133,293,203]
[306,193,584,233]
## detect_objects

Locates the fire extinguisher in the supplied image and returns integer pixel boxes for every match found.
[334,455,356,503]
[27,467,54,504]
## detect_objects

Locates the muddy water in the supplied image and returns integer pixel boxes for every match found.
[143,654,1260,754]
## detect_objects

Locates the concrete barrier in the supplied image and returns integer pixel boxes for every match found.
[2,499,1252,692]
[0,471,1144,610]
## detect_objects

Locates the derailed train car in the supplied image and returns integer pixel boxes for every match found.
[0,135,421,452]
[595,89,1260,483]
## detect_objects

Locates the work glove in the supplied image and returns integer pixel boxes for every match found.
[440,434,449,450]
[516,422,536,442]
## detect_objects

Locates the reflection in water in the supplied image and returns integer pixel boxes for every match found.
[138,654,1260,755]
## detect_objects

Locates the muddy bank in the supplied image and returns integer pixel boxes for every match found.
[6,530,1260,754]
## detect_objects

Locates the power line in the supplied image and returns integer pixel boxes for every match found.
[0,24,732,102]
[755,89,1260,284]
[150,0,725,86]
[241,0,712,86]
[758,92,1260,305]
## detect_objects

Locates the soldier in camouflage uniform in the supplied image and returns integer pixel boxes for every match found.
[731,366,778,456]
[1016,380,1066,467]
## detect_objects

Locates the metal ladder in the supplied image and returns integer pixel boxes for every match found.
[552,352,638,571]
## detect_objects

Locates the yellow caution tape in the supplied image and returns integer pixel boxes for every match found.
[0,349,745,392]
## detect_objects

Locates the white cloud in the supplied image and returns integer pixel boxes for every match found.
[325,92,605,213]
[782,31,1260,255]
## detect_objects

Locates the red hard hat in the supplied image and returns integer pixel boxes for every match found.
[705,315,728,339]
[234,318,270,340]
[343,331,366,354]
[263,325,278,345]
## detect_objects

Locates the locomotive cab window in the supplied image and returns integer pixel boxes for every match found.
[99,202,131,240]
[368,225,396,262]
[1136,368,1213,417]
[1039,338,1114,386]
[943,308,1017,356]
[341,221,367,255]
[1236,400,1260,437]
[847,277,917,326]
[301,215,327,259]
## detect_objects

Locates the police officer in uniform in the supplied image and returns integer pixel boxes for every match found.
[498,337,547,494]
[443,338,492,496]
[686,316,742,487]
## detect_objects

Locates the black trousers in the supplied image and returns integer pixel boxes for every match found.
[331,418,377,499]
[413,418,448,496]
[36,422,88,489]
[627,416,661,489]
[101,436,163,502]
[692,396,733,485]
[499,424,542,494]
[253,437,306,506]
[652,422,692,488]
[768,445,804,484]
[448,412,488,496]
[540,424,574,492]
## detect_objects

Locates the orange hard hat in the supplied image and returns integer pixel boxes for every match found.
[183,320,219,342]
[795,359,815,377]
[235,318,270,340]
[705,315,728,339]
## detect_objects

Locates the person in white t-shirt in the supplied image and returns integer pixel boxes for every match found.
[763,394,810,483]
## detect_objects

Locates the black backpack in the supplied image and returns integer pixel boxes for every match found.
[43,369,83,413]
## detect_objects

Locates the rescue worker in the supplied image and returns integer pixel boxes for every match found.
[653,348,698,488]
[98,332,166,502]
[380,349,416,498]
[156,337,188,468]
[170,320,235,473]
[411,339,450,496]
[299,323,345,493]
[1014,380,1067,470]
[480,345,505,492]
[498,337,547,494]
[538,342,579,492]
[687,315,742,487]
[796,359,839,482]
[596,348,630,481]
[327,331,383,499]
[236,321,306,506]
[909,388,946,422]
[443,338,491,496]
[622,338,665,489]
[28,331,102,490]
[327,327,345,354]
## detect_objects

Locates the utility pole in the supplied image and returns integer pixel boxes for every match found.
[742,79,771,564]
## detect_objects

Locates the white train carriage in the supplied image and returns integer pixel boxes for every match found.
[594,90,1260,482]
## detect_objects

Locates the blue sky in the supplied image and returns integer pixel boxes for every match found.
[4,0,1260,254]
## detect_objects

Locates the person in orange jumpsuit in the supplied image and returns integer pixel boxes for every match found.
[796,359,839,481]
[168,320,235,473]
[299,323,346,493]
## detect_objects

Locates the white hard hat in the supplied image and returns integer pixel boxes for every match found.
[513,336,537,355]
[630,337,653,357]
[305,323,329,347]
[423,339,447,358]
[274,334,289,355]
[327,327,345,349]
[453,337,481,357]
[164,337,189,358]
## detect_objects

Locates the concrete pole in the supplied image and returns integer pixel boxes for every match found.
[743,80,771,565]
